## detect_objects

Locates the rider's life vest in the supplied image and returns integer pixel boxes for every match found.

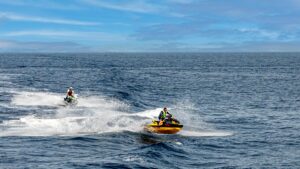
[161,111,167,119]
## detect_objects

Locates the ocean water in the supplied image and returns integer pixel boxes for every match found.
[0,53,299,168]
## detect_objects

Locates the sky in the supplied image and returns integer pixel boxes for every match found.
[0,0,300,52]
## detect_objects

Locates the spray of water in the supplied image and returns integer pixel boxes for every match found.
[11,91,63,106]
[170,99,232,137]
[0,91,232,137]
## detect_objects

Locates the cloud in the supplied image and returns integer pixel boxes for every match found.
[0,39,91,52]
[237,28,280,40]
[167,0,194,4]
[2,30,128,42]
[3,30,77,37]
[80,0,185,18]
[0,40,13,48]
[128,0,300,44]
[81,0,160,13]
[234,41,300,52]
[0,0,81,10]
[213,41,300,52]
[1,38,300,52]
[1,0,300,52]
[132,22,201,40]
[151,41,300,52]
[0,12,100,25]
[131,22,245,41]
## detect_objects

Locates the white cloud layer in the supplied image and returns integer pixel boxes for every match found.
[2,30,128,42]
[0,12,100,25]
[81,0,160,13]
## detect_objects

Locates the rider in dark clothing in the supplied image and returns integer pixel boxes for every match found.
[158,107,179,125]
[159,107,171,121]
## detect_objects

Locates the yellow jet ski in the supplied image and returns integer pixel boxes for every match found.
[144,120,183,134]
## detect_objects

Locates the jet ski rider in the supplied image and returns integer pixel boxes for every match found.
[65,87,75,101]
[158,107,179,125]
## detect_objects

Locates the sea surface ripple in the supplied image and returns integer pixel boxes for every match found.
[0,53,299,168]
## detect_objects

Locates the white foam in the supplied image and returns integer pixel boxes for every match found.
[10,91,129,110]
[0,111,150,136]
[179,130,232,137]
[134,108,161,119]
[11,91,64,106]
[0,91,147,136]
[1,92,232,137]
[77,96,129,110]
[174,142,183,145]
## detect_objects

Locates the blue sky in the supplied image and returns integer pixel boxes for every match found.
[0,0,300,52]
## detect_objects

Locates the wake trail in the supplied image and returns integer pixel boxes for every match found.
[11,91,63,107]
[1,91,147,136]
[0,91,232,137]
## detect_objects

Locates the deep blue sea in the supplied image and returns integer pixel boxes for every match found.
[0,53,299,168]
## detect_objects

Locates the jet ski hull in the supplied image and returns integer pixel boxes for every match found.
[145,121,183,134]
[63,96,78,106]
[145,126,183,134]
